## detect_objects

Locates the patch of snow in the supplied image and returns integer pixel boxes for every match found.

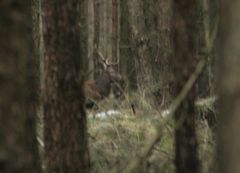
[89,109,122,119]
[161,109,170,118]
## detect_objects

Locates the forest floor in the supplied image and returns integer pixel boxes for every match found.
[36,92,216,173]
[88,94,217,173]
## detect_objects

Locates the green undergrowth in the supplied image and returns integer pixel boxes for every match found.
[37,92,216,173]
[87,95,216,173]
[88,113,175,173]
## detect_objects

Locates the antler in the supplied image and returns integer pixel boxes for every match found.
[97,50,108,69]
[97,50,119,68]
[106,58,119,66]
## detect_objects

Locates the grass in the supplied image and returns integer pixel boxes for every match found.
[88,114,175,173]
[87,92,216,173]
[37,90,216,173]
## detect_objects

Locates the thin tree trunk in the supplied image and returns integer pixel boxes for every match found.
[102,0,108,56]
[93,0,100,77]
[42,1,90,172]
[79,0,89,73]
[107,0,112,58]
[87,0,94,79]
[32,0,45,164]
[197,0,219,98]
[0,1,41,172]
[112,0,119,70]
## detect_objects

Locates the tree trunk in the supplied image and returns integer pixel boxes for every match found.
[102,0,107,56]
[32,0,45,164]
[217,1,240,173]
[120,1,137,90]
[196,0,219,131]
[127,0,173,107]
[154,0,174,106]
[87,0,94,79]
[172,1,199,173]
[42,1,90,172]
[32,0,45,112]
[127,0,152,88]
[0,1,41,172]
[106,0,112,58]
[79,0,89,73]
[93,0,101,77]
[197,0,219,98]
[112,0,119,70]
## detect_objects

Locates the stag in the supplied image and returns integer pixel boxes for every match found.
[84,51,124,109]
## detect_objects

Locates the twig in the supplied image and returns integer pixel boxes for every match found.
[37,136,44,148]
[167,59,206,118]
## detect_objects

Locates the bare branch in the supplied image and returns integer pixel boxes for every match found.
[120,58,206,173]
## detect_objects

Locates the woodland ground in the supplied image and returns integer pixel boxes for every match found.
[37,91,216,173]
[88,90,216,173]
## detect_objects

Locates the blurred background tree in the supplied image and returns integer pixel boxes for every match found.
[0,1,41,172]
[217,1,240,173]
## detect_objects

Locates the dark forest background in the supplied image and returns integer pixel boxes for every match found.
[1,0,240,173]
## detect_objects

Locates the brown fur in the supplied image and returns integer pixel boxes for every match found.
[84,70,124,109]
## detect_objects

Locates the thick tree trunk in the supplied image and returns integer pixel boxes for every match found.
[127,0,152,88]
[0,1,41,172]
[42,1,90,172]
[172,1,199,173]
[127,0,173,107]
[217,1,240,173]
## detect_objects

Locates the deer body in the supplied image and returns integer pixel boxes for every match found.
[84,52,124,108]
[84,73,123,108]
[95,72,112,98]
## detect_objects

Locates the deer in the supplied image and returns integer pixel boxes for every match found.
[84,51,124,109]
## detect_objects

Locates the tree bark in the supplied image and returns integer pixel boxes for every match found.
[32,0,45,164]
[42,1,90,172]
[112,0,119,70]
[155,0,174,106]
[79,0,89,73]
[197,0,219,98]
[127,0,173,107]
[93,0,101,77]
[87,0,94,79]
[172,1,200,173]
[120,1,137,89]
[0,1,41,172]
[127,0,152,88]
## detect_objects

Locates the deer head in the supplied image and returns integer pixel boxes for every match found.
[84,51,124,109]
